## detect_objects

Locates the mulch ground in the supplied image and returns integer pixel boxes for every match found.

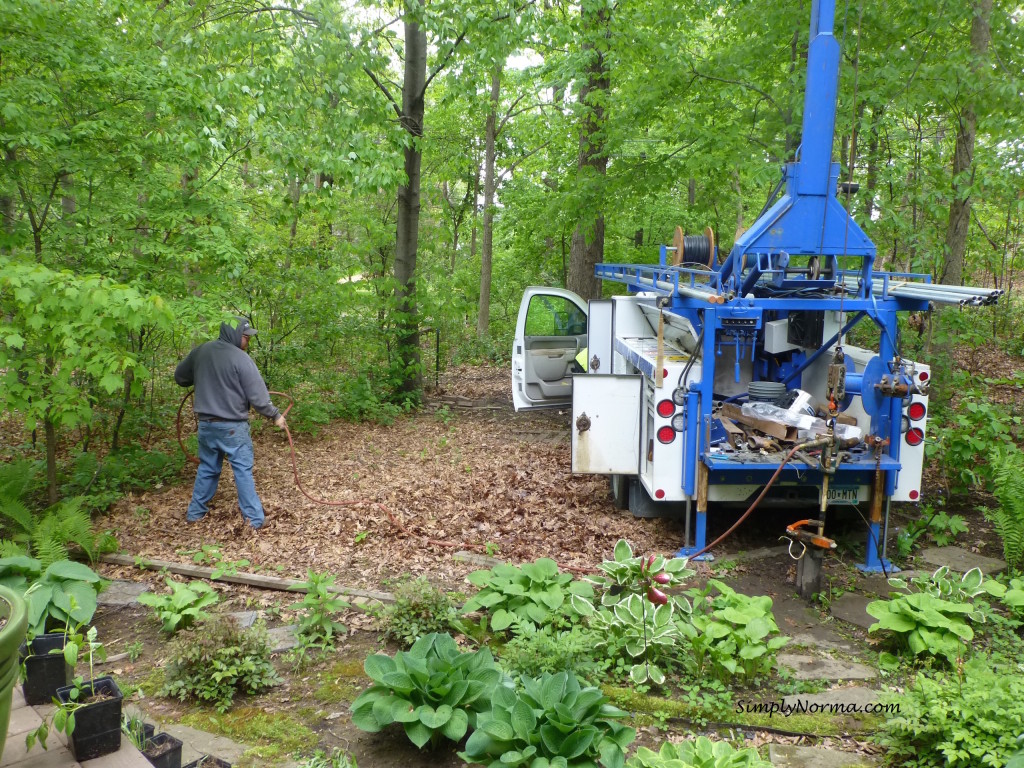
[101,365,688,595]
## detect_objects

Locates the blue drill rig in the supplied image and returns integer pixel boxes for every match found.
[512,0,998,585]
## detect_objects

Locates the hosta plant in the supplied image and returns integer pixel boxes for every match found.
[1003,578,1024,619]
[865,591,974,666]
[350,633,504,749]
[461,558,594,633]
[9,558,106,635]
[626,737,773,768]
[588,593,689,685]
[685,580,788,683]
[888,566,1005,605]
[138,578,219,633]
[590,539,694,610]
[459,671,635,768]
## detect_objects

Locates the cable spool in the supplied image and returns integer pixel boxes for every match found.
[670,226,715,268]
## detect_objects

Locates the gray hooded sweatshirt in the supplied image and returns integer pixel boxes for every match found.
[174,318,280,422]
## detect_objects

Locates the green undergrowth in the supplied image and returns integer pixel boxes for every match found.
[134,667,166,697]
[313,659,368,704]
[603,685,866,738]
[180,707,318,761]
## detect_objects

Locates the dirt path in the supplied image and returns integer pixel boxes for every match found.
[103,365,687,595]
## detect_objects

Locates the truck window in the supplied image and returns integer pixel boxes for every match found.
[525,296,587,336]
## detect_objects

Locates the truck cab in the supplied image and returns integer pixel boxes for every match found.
[511,287,588,411]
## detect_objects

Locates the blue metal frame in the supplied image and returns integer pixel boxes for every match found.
[595,0,935,568]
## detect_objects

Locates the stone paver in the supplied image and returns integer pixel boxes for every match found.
[831,593,875,631]
[770,744,877,767]
[266,625,300,653]
[919,546,1005,575]
[159,723,249,767]
[96,582,149,607]
[777,653,877,681]
[2,695,149,768]
[227,611,258,629]
[730,545,791,562]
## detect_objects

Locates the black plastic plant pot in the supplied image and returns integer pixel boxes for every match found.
[21,633,73,705]
[144,732,184,768]
[183,757,232,768]
[65,727,122,762]
[56,676,124,761]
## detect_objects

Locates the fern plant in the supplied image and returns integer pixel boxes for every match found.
[987,448,1024,572]
[0,463,115,567]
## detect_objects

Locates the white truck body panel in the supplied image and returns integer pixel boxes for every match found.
[571,374,642,474]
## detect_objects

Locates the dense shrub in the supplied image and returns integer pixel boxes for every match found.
[163,616,280,711]
[876,654,1024,767]
[379,576,458,647]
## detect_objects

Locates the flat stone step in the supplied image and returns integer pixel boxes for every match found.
[97,580,150,607]
[918,546,1005,575]
[770,744,877,767]
[777,653,877,681]
[267,625,300,653]
[227,610,259,629]
[158,723,250,767]
[831,593,876,631]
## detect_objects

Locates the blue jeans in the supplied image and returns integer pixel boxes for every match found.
[186,421,264,528]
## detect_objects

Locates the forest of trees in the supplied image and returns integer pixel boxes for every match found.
[2,0,1022,501]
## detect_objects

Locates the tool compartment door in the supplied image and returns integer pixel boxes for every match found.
[512,287,589,411]
[571,374,642,474]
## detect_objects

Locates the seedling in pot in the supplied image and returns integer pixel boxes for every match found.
[25,624,107,749]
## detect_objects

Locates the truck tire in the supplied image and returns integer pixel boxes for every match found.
[610,474,629,510]
[628,481,661,519]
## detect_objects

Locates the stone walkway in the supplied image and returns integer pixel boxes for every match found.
[1,689,261,768]
[1,687,150,768]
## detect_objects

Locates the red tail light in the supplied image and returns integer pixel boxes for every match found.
[906,427,925,446]
[656,399,675,418]
[908,402,926,421]
[656,426,676,444]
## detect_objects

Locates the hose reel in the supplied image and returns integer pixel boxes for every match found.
[671,226,716,269]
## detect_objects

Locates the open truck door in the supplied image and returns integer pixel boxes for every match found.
[512,287,588,411]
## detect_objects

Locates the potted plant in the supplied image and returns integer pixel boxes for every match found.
[26,625,124,761]
[124,713,183,768]
[20,627,74,705]
[143,731,185,768]
[183,757,232,768]
[0,584,29,758]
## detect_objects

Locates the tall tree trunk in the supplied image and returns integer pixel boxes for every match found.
[941,0,992,286]
[393,9,427,396]
[2,150,17,250]
[864,106,882,224]
[478,66,501,340]
[44,353,58,504]
[567,1,610,300]
[469,151,481,272]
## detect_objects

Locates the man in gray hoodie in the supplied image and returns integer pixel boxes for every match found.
[175,316,286,529]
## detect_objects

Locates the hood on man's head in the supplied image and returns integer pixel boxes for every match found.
[219,316,258,348]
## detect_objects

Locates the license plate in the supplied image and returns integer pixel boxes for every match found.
[827,486,859,505]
